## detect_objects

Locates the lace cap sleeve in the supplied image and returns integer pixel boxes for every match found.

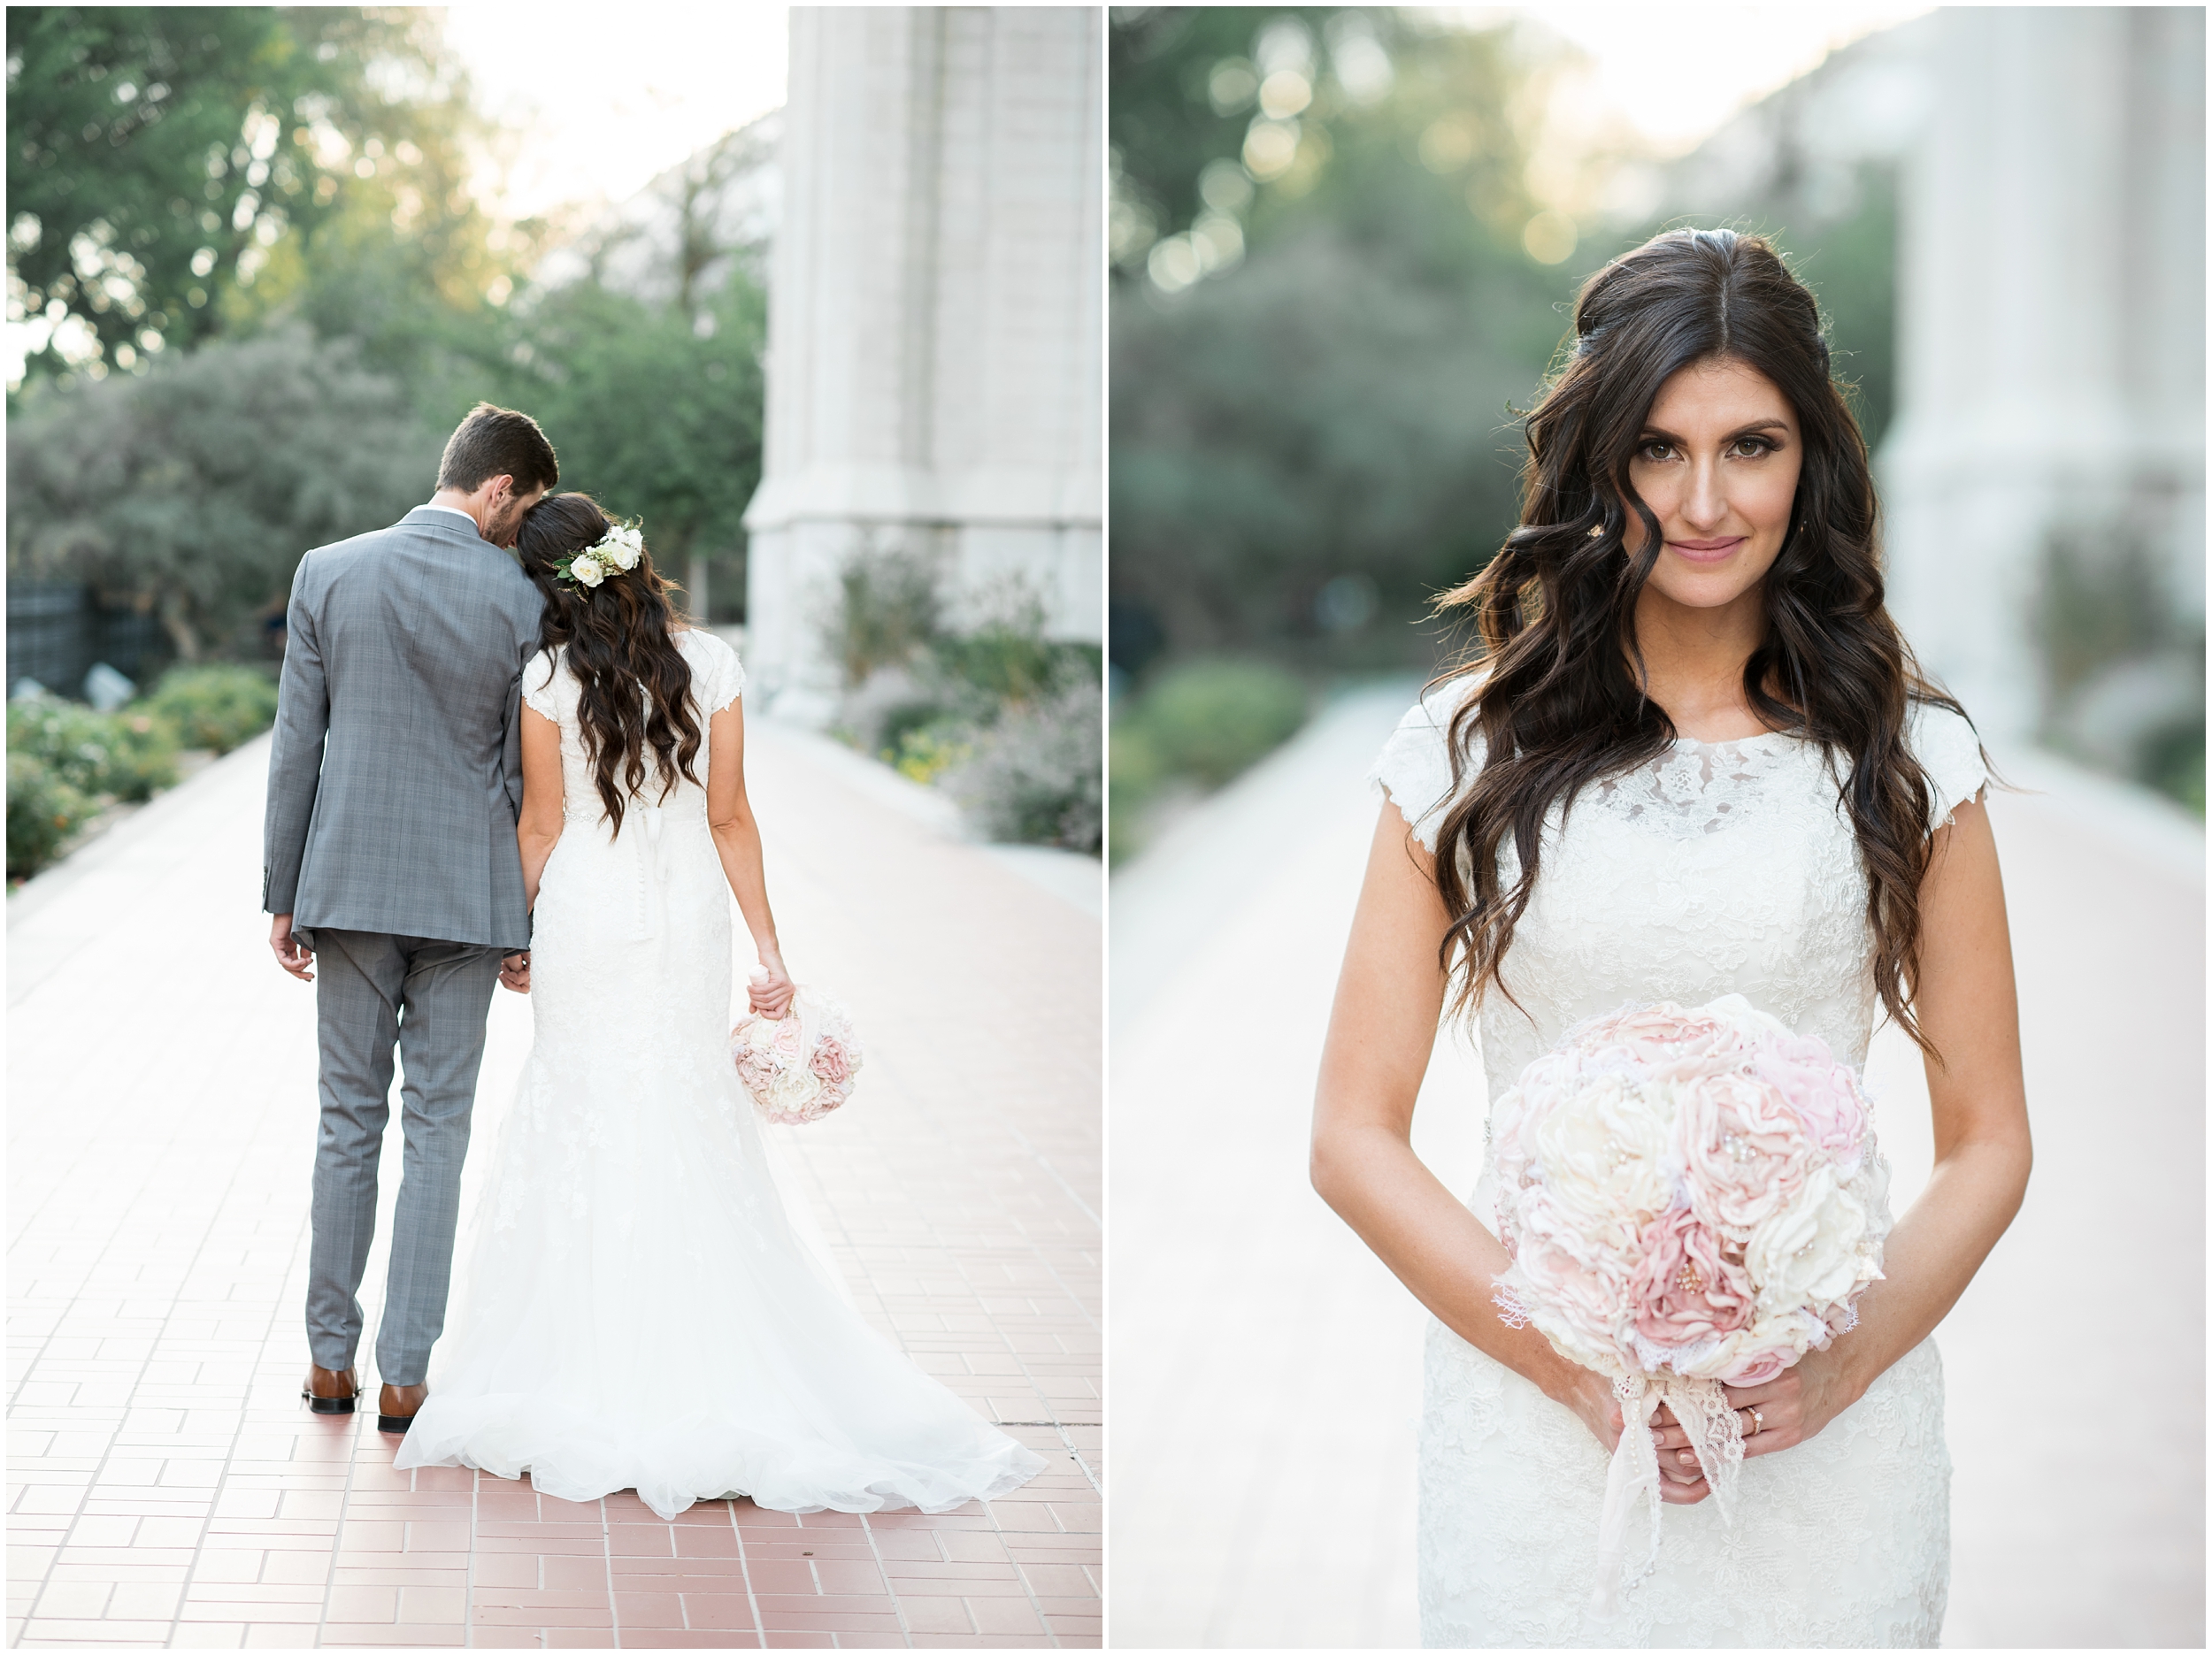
[1369,678,1481,851]
[521,647,565,722]
[691,630,745,716]
[1907,697,1987,830]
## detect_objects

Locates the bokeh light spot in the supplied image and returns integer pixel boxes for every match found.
[1522,209,1578,264]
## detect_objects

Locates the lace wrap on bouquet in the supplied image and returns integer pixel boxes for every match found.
[1370,679,1984,1648]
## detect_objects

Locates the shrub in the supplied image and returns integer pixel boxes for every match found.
[944,678,1102,854]
[1124,658,1309,788]
[5,696,180,802]
[145,664,279,755]
[1106,721,1165,864]
[828,551,941,687]
[105,711,183,801]
[894,723,976,786]
[838,663,995,764]
[931,620,1068,703]
[7,750,96,881]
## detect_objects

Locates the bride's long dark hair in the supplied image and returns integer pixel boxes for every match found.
[515,493,703,836]
[1431,227,1973,1055]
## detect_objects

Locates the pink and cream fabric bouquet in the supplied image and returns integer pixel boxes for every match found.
[1488,994,1890,1610]
[730,986,864,1124]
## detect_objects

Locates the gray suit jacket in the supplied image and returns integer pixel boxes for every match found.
[262,508,546,952]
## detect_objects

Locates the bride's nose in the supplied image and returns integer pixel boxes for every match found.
[1678,458,1729,533]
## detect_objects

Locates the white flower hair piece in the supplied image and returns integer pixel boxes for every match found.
[554,518,646,588]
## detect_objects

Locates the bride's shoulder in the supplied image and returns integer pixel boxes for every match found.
[1902,693,1988,829]
[521,644,572,718]
[1371,665,1487,848]
[674,626,746,712]
[1386,665,1488,756]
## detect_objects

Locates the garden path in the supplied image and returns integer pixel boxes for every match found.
[1108,686,2203,1649]
[8,721,1101,1651]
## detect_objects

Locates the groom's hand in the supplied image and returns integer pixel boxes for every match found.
[499,951,531,994]
[269,915,314,982]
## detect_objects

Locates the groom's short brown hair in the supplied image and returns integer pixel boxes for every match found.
[436,402,559,495]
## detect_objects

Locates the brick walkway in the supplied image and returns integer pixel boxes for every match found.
[8,722,1100,1650]
[1109,686,2203,1648]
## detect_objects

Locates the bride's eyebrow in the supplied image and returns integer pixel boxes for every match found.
[1635,419,1793,445]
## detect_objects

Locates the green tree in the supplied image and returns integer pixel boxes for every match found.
[7,324,436,659]
[6,6,496,385]
[504,261,767,620]
[1110,9,1577,668]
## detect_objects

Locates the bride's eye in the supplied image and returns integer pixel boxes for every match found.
[1636,440,1675,463]
[1732,435,1777,458]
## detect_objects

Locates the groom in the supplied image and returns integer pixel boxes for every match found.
[263,402,556,1435]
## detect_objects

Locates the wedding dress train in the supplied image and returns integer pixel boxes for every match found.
[396,628,1044,1519]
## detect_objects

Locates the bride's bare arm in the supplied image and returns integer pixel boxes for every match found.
[703,698,795,1015]
[1682,796,2032,1465]
[1311,803,1710,1501]
[518,703,565,910]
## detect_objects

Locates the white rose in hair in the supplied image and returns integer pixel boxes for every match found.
[604,535,641,572]
[571,554,605,587]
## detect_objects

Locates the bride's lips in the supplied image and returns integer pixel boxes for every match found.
[1665,536,1747,563]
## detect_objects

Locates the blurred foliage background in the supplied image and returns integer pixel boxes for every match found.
[1107,5,1908,859]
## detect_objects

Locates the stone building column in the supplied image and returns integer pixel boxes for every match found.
[1878,7,2205,750]
[743,7,1103,721]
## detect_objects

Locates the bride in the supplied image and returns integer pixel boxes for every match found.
[395,493,1044,1520]
[1310,229,2031,1646]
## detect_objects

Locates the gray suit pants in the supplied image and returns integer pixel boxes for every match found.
[306,930,505,1385]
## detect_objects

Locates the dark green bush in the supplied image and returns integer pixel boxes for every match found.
[1105,720,1165,864]
[98,710,182,801]
[6,697,180,802]
[145,664,279,755]
[7,749,96,880]
[931,624,1070,703]
[1123,658,1309,788]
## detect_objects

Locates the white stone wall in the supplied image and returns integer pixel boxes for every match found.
[744,7,1103,720]
[1879,7,2205,747]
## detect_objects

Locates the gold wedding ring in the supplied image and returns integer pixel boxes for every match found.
[1746,1406,1764,1437]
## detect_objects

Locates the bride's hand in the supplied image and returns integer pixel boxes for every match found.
[749,954,795,1018]
[1647,1352,1855,1470]
[1560,1372,1710,1505]
[1722,1351,1855,1460]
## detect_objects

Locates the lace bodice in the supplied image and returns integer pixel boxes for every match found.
[1372,681,1981,1647]
[522,629,745,829]
[1371,681,1985,1214]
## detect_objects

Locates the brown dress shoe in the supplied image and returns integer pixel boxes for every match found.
[302,1365,359,1415]
[378,1383,428,1435]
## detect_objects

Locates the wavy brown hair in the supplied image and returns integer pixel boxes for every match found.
[515,493,702,836]
[1430,227,1975,1056]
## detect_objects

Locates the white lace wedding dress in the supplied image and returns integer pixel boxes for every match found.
[395,628,1044,1520]
[1371,682,1986,1648]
